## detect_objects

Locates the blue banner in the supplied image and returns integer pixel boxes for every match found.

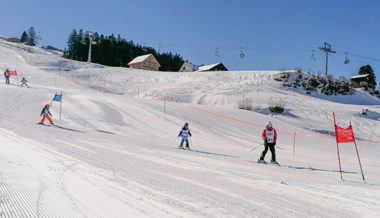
[53,94,62,102]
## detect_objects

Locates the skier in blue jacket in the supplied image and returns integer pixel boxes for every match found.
[178,123,192,149]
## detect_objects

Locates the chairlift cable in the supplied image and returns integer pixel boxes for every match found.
[132,40,380,63]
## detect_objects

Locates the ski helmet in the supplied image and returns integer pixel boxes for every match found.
[45,104,50,108]
[184,122,189,127]
[266,121,272,129]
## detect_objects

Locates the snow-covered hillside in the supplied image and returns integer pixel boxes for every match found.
[1,40,380,218]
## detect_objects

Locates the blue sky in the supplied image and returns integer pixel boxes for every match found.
[1,0,380,83]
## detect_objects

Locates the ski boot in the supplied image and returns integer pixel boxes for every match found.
[257,159,266,164]
[271,160,279,165]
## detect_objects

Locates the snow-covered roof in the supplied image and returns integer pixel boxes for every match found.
[128,54,152,65]
[350,74,369,79]
[179,62,199,72]
[198,63,222,72]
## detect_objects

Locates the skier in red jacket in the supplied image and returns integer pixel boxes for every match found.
[258,121,278,164]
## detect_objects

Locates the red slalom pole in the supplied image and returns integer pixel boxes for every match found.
[333,112,343,181]
[350,122,365,181]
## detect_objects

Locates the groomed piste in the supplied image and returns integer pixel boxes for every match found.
[1,40,380,218]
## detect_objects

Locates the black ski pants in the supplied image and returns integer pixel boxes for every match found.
[260,141,276,161]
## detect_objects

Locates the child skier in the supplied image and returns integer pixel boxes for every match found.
[39,104,54,125]
[178,123,192,150]
[20,77,29,88]
[258,121,278,164]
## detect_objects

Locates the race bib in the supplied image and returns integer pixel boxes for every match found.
[267,136,274,143]
[181,130,189,137]
[266,130,275,143]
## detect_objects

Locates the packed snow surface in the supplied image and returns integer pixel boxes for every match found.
[1,41,380,217]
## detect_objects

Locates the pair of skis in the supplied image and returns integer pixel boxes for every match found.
[37,122,54,126]
[178,146,192,151]
[257,159,280,166]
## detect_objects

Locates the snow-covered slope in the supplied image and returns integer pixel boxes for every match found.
[1,41,380,218]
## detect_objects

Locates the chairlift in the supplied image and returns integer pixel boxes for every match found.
[142,42,148,52]
[344,52,350,64]
[158,42,163,53]
[214,47,220,57]
[240,47,245,58]
[36,32,42,40]
[311,50,316,61]
[215,47,220,57]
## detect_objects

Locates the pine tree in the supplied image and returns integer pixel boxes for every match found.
[65,29,78,59]
[27,26,37,46]
[358,65,376,90]
[64,29,185,71]
[20,31,28,43]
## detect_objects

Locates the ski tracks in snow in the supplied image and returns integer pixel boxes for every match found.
[76,138,376,218]
[0,129,94,217]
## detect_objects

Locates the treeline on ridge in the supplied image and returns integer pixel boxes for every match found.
[64,29,184,71]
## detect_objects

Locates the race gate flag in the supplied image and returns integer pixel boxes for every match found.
[335,125,355,143]
[333,112,365,181]
[8,70,17,76]
[53,94,62,102]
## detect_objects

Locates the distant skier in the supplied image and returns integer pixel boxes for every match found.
[38,104,54,125]
[20,77,29,88]
[178,122,192,150]
[4,69,10,84]
[258,121,278,164]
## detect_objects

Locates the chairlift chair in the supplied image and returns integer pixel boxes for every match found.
[214,47,220,57]
[158,43,163,53]
[240,47,245,58]
[311,50,316,61]
[344,52,350,64]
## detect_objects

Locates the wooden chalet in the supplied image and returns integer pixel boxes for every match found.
[128,54,161,71]
[350,74,374,90]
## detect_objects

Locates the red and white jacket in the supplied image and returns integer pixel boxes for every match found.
[262,128,277,143]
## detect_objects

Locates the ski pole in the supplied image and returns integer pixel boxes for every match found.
[247,144,262,154]
[276,144,284,151]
